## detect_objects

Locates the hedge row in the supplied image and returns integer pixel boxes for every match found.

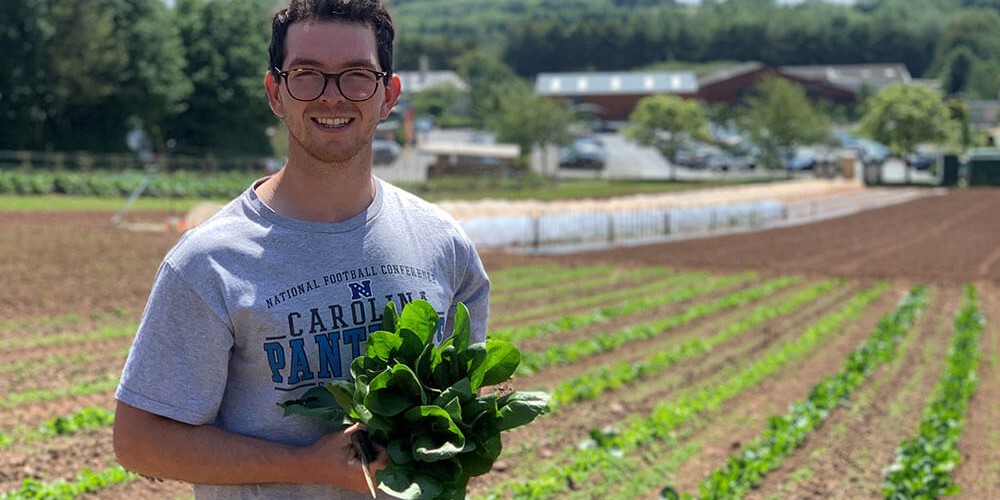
[0,170,257,199]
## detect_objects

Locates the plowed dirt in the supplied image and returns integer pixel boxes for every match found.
[2,185,997,499]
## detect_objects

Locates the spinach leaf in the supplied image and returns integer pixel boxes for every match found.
[280,300,550,499]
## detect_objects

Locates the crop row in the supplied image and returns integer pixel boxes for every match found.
[517,275,790,372]
[474,278,851,487]
[0,379,119,412]
[0,268,730,428]
[9,266,985,500]
[495,271,718,326]
[0,268,810,498]
[492,271,754,345]
[0,169,254,199]
[883,285,984,498]
[489,264,617,295]
[493,266,672,306]
[679,285,930,499]
[487,281,892,499]
[547,279,841,407]
[0,408,115,450]
[0,466,134,500]
[0,266,727,497]
[664,284,988,500]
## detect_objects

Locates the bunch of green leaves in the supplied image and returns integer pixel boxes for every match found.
[280,300,550,499]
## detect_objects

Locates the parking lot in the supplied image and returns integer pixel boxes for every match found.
[372,127,952,189]
[374,129,806,184]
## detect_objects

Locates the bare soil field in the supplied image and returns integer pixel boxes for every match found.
[1,185,998,499]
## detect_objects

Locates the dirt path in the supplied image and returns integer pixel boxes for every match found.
[567,189,1000,284]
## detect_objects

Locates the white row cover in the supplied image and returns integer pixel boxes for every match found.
[460,199,786,252]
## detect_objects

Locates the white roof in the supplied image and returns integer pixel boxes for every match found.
[781,63,912,92]
[535,71,698,96]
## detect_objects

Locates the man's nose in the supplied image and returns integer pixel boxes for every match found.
[319,79,345,101]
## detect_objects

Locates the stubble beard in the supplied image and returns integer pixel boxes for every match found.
[287,117,375,165]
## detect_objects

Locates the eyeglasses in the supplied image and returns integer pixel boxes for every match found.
[273,67,387,102]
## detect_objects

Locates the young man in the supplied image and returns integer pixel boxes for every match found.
[112,1,490,498]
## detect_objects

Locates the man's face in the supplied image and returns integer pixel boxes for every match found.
[266,21,400,165]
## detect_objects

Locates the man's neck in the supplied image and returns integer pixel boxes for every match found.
[255,155,375,223]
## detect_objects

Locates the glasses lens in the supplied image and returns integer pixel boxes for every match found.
[286,70,326,100]
[339,70,379,101]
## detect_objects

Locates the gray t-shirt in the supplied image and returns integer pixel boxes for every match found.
[116,177,490,499]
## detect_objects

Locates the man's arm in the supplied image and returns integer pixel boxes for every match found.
[113,401,386,492]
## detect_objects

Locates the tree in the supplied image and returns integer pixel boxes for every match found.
[0,0,54,149]
[0,0,189,152]
[39,1,128,151]
[453,49,520,129]
[965,57,1000,100]
[931,9,1000,70]
[742,75,830,169]
[857,83,954,159]
[104,0,192,152]
[625,94,710,179]
[487,80,575,172]
[940,46,976,97]
[166,0,274,157]
[946,98,972,151]
[408,83,470,127]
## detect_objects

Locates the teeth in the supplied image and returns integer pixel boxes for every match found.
[315,117,350,127]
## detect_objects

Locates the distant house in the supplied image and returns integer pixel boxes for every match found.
[396,70,468,95]
[389,70,468,143]
[696,62,855,106]
[534,71,698,121]
[966,100,1000,131]
[780,63,912,95]
[534,62,916,123]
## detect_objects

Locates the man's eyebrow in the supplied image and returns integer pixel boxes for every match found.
[284,58,380,71]
[284,57,324,69]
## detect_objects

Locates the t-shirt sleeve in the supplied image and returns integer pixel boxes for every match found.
[116,262,234,426]
[453,237,491,343]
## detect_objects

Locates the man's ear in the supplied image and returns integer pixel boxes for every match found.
[379,74,402,120]
[265,71,285,118]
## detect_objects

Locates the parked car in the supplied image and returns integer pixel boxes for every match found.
[559,136,607,170]
[372,139,401,165]
[833,131,889,165]
[785,148,818,170]
[706,152,756,171]
[907,146,938,171]
[674,141,722,169]
[784,146,836,171]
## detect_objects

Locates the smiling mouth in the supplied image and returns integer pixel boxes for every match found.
[313,117,352,129]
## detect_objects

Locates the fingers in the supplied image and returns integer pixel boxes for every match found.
[343,424,388,473]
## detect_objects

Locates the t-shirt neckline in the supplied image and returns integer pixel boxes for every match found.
[247,176,384,234]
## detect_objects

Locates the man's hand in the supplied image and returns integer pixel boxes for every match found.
[306,422,388,494]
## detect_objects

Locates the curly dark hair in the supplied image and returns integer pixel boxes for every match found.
[269,0,394,84]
